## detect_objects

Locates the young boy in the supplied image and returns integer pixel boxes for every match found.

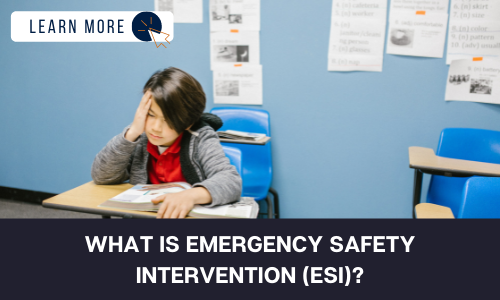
[91,67,242,218]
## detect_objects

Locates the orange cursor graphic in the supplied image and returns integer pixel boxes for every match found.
[148,28,170,48]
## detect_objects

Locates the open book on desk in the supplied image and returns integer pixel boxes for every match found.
[217,130,270,145]
[98,182,259,219]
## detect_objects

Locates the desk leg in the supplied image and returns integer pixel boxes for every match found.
[412,169,423,218]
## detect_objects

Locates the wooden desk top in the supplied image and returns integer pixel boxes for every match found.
[42,182,157,218]
[409,147,500,177]
[415,203,455,219]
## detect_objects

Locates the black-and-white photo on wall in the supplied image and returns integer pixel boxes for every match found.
[209,0,260,31]
[210,31,259,69]
[445,58,500,104]
[213,65,262,105]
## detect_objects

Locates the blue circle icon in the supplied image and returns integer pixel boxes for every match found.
[132,12,162,42]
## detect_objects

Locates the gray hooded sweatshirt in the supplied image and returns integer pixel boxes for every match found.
[91,113,242,207]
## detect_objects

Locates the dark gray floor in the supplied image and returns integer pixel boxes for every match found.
[0,198,101,218]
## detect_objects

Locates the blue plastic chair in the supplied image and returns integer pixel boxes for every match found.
[222,145,243,178]
[211,107,279,218]
[427,128,500,216]
[458,177,500,218]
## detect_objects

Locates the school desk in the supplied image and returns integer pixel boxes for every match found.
[408,146,500,215]
[42,182,157,219]
[415,203,454,219]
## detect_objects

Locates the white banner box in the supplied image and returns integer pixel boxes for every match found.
[11,11,174,42]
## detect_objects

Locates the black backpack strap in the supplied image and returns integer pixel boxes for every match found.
[179,130,201,185]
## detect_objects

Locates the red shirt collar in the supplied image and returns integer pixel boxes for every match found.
[147,132,184,159]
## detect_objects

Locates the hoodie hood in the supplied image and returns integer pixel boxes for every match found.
[191,113,223,132]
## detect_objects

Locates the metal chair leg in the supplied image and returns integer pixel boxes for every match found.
[269,188,280,219]
[266,195,274,219]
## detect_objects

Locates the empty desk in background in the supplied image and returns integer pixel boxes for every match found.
[415,203,455,219]
[43,182,157,219]
[408,146,500,215]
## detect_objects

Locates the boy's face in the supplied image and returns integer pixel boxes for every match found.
[145,99,180,147]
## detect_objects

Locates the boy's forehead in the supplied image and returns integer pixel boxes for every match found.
[150,100,165,117]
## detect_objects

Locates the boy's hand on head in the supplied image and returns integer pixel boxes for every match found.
[125,90,153,142]
[152,187,212,219]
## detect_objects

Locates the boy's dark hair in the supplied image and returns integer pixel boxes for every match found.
[143,67,206,134]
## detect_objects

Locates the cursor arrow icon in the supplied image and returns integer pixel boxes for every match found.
[148,28,171,48]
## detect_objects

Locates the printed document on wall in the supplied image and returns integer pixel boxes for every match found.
[209,0,260,32]
[155,0,203,23]
[387,0,449,58]
[445,58,500,104]
[213,65,262,105]
[390,0,449,14]
[446,0,500,64]
[210,31,260,70]
[386,13,448,58]
[328,0,388,72]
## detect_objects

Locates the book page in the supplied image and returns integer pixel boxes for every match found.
[109,182,191,203]
[190,198,255,218]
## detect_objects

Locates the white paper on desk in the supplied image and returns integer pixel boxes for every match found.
[210,31,260,70]
[213,65,262,105]
[445,58,500,104]
[446,20,500,64]
[390,0,449,14]
[155,0,203,23]
[191,202,252,218]
[209,0,260,32]
[386,12,448,58]
[328,0,387,72]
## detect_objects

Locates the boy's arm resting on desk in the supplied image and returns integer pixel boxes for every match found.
[91,126,138,185]
[193,130,243,207]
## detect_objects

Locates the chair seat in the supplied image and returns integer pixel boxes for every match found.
[427,128,500,217]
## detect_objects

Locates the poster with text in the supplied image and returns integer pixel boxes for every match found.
[155,0,203,23]
[386,12,448,58]
[446,0,500,64]
[210,30,260,70]
[390,0,449,14]
[328,0,387,72]
[209,0,260,32]
[445,58,500,104]
[213,65,262,105]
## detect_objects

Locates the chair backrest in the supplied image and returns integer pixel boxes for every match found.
[427,128,500,216]
[222,145,242,176]
[211,107,271,136]
[459,177,500,218]
[211,107,272,200]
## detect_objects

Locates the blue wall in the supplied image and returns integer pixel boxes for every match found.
[2,0,499,218]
